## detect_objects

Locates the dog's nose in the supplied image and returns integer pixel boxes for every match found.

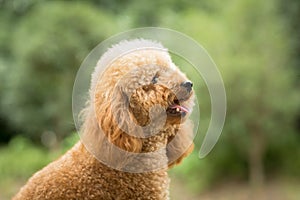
[181,81,193,92]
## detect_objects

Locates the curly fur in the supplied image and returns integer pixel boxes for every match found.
[13,39,194,200]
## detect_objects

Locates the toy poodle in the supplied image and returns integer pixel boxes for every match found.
[13,39,195,200]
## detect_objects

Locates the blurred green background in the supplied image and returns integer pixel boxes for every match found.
[0,0,299,199]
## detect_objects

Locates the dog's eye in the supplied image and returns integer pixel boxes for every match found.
[151,74,159,84]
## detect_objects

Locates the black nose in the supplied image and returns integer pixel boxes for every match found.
[181,81,193,92]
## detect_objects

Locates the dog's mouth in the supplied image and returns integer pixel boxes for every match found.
[166,99,190,117]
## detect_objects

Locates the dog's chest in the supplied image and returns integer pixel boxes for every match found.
[90,166,170,200]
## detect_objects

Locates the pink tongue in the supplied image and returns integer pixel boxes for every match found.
[171,105,189,113]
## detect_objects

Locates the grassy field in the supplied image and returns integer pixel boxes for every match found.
[170,177,300,200]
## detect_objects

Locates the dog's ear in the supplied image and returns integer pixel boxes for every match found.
[167,119,194,168]
[94,86,143,153]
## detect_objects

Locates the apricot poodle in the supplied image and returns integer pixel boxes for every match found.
[13,39,195,200]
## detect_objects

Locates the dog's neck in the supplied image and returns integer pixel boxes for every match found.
[81,125,179,173]
[110,125,180,172]
[141,124,179,153]
[120,125,179,172]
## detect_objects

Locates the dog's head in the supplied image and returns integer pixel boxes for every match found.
[123,63,194,127]
[82,40,194,169]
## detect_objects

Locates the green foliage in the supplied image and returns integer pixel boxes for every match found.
[0,134,79,199]
[166,0,300,189]
[1,1,118,139]
[0,137,52,180]
[61,132,80,152]
[0,133,79,181]
[279,0,300,72]
[170,152,215,193]
[0,136,49,198]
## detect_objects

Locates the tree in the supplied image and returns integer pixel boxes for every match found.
[1,1,118,141]
[165,0,300,191]
[221,0,300,189]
